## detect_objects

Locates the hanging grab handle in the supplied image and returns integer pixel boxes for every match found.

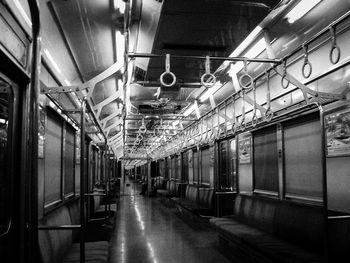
[200,56,216,88]
[240,90,247,131]
[264,70,274,122]
[302,43,312,78]
[160,54,177,87]
[138,118,147,134]
[329,25,341,64]
[281,59,290,89]
[238,58,253,90]
[251,81,258,128]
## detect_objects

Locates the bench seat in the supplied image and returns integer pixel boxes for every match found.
[171,185,214,216]
[209,194,327,263]
[62,241,109,263]
[39,200,110,263]
[210,217,326,263]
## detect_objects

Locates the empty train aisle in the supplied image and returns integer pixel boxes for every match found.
[109,181,240,263]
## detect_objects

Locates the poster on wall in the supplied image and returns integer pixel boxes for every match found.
[238,133,252,164]
[188,150,193,168]
[325,107,350,157]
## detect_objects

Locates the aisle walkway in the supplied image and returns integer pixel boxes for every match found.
[108,180,237,263]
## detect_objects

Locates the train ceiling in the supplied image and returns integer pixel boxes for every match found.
[34,0,350,162]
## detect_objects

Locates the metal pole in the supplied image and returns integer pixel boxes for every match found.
[27,0,40,262]
[80,99,86,263]
[128,53,281,64]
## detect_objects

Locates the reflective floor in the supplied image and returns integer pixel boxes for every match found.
[109,179,239,263]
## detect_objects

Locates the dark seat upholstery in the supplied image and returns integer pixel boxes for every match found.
[210,195,327,263]
[172,185,214,215]
[38,200,109,263]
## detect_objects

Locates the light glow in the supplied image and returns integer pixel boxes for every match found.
[199,81,222,102]
[115,31,125,66]
[44,49,62,74]
[229,26,262,58]
[14,0,32,27]
[114,0,125,14]
[64,79,71,86]
[285,0,322,24]
[183,104,197,117]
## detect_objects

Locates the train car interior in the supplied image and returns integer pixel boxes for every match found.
[1,0,350,262]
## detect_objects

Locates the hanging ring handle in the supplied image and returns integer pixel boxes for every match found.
[200,56,216,88]
[240,90,246,132]
[138,118,147,134]
[329,25,341,64]
[160,54,177,87]
[251,81,258,128]
[264,70,274,122]
[281,59,290,89]
[238,58,253,90]
[301,43,312,78]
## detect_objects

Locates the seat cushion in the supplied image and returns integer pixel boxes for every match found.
[210,217,326,263]
[63,241,109,263]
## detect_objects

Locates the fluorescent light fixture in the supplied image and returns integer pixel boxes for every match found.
[285,0,322,24]
[14,0,32,27]
[227,38,267,76]
[64,79,71,86]
[0,118,6,124]
[114,0,125,14]
[44,49,62,74]
[199,81,222,102]
[173,120,180,126]
[115,31,125,66]
[183,104,196,117]
[229,26,262,57]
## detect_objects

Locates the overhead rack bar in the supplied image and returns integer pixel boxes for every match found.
[128,53,282,64]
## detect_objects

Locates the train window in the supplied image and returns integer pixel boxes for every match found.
[166,157,171,180]
[171,156,176,180]
[219,141,228,189]
[44,110,63,206]
[284,113,322,200]
[229,139,237,191]
[64,125,75,197]
[182,152,189,183]
[193,150,198,184]
[176,155,181,181]
[201,147,210,185]
[253,125,279,194]
[0,81,12,239]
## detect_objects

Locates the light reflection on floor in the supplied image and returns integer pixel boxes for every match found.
[109,179,237,263]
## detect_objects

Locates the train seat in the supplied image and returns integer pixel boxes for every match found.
[38,202,109,263]
[172,185,214,216]
[210,194,326,263]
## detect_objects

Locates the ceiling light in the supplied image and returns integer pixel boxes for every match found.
[183,104,196,117]
[44,49,62,74]
[14,0,32,28]
[199,81,222,102]
[229,26,262,57]
[285,0,322,24]
[114,0,125,14]
[115,31,125,66]
[64,79,71,86]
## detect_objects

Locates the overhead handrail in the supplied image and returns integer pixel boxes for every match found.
[201,56,216,88]
[160,54,176,87]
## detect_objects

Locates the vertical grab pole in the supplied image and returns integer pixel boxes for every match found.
[318,103,329,260]
[80,99,86,263]
[104,143,108,218]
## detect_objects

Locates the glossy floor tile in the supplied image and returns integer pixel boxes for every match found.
[109,179,244,263]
